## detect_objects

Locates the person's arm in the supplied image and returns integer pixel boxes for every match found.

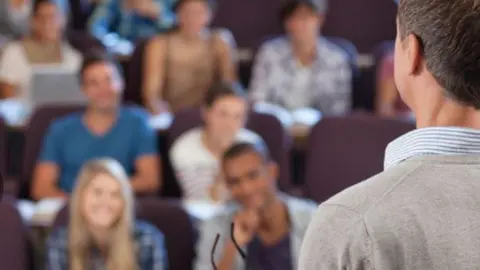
[298,204,371,269]
[214,29,237,82]
[216,240,241,270]
[0,43,24,98]
[31,124,68,200]
[327,56,352,115]
[88,0,117,42]
[142,36,168,114]
[150,228,168,270]
[376,54,398,117]
[130,113,161,194]
[249,44,273,103]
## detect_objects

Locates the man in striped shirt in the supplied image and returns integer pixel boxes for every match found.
[298,0,480,269]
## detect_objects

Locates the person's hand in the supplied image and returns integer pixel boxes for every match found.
[232,209,260,246]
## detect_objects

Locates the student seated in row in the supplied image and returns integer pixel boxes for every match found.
[46,158,168,270]
[249,0,351,115]
[195,142,317,270]
[0,0,81,104]
[170,82,263,201]
[31,52,160,200]
[143,0,237,114]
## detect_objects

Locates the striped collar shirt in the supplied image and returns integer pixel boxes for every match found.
[384,126,480,169]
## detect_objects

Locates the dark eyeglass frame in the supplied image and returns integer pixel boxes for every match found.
[211,222,250,270]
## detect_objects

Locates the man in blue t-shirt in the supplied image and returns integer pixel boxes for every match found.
[31,52,161,200]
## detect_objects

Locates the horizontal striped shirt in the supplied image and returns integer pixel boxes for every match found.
[384,126,480,169]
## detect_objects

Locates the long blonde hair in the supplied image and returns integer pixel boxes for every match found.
[68,158,137,270]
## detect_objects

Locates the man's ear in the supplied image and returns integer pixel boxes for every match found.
[406,34,422,75]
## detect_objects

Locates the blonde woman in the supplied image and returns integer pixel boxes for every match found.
[45,158,168,270]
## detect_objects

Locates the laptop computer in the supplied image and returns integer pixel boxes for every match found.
[30,70,86,109]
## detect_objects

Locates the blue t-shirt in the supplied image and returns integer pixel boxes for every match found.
[39,107,158,192]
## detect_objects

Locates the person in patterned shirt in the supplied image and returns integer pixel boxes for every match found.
[45,158,167,270]
[249,0,352,115]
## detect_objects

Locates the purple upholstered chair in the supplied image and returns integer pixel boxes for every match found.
[304,114,415,203]
[20,105,85,199]
[66,30,106,54]
[53,198,196,270]
[164,107,292,197]
[136,198,196,270]
[322,0,397,53]
[0,197,31,270]
[125,38,151,106]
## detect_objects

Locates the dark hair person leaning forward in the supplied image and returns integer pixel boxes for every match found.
[196,142,316,270]
[298,0,480,269]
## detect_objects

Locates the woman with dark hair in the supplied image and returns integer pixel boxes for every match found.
[169,82,262,201]
[142,0,237,114]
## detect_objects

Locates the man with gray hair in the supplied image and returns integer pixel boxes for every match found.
[299,0,480,269]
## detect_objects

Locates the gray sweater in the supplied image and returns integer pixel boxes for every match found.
[299,155,480,269]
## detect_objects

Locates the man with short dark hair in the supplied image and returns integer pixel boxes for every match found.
[194,142,316,270]
[31,52,161,200]
[299,0,480,269]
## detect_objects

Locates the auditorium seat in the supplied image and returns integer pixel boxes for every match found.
[66,30,106,54]
[304,114,415,203]
[163,107,292,197]
[322,0,397,53]
[0,197,31,270]
[124,38,151,106]
[211,0,283,49]
[0,116,10,194]
[20,105,85,199]
[53,197,197,270]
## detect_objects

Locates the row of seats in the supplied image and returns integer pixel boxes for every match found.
[65,0,397,52]
[0,197,196,270]
[2,105,415,201]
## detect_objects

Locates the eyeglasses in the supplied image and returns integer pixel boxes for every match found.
[211,222,250,270]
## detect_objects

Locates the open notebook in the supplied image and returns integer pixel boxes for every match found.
[17,198,67,226]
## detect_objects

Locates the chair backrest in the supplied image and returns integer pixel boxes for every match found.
[211,0,283,48]
[164,107,292,195]
[20,105,85,198]
[66,30,106,54]
[125,38,150,106]
[304,114,415,203]
[136,198,196,270]
[322,0,397,53]
[0,116,6,181]
[53,198,196,270]
[0,197,30,270]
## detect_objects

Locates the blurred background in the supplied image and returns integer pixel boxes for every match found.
[0,0,413,269]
